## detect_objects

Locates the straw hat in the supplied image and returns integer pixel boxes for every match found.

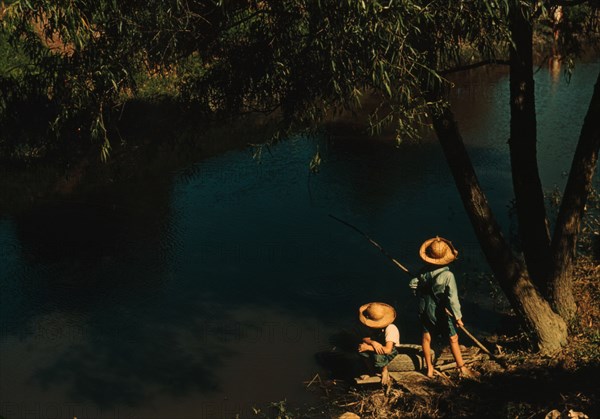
[358,302,396,328]
[419,236,458,265]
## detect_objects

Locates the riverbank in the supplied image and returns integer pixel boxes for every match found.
[250,250,599,419]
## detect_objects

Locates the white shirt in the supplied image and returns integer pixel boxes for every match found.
[384,324,400,347]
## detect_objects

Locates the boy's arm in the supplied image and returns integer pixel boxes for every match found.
[360,337,385,354]
[381,340,396,354]
[358,340,394,355]
[444,272,463,321]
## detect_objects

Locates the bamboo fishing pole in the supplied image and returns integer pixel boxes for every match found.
[329,214,496,359]
[328,214,412,275]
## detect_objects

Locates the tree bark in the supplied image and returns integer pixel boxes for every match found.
[548,69,600,320]
[430,103,567,354]
[508,2,552,292]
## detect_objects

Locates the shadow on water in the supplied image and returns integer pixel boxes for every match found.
[31,319,226,407]
[319,133,444,215]
[3,182,229,407]
[0,106,302,413]
[1,155,355,412]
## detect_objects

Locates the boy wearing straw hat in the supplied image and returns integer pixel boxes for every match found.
[357,302,400,385]
[409,237,474,378]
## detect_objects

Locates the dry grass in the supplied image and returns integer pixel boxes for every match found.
[321,353,598,418]
[561,255,600,370]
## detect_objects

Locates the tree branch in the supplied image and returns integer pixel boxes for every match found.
[440,59,510,76]
[549,0,591,7]
[548,67,600,320]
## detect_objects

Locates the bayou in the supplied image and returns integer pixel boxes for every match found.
[0,2,599,418]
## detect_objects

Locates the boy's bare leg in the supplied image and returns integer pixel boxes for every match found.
[422,332,434,378]
[449,334,474,376]
[381,365,390,385]
[449,334,464,366]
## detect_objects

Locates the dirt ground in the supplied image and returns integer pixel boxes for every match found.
[294,349,599,419]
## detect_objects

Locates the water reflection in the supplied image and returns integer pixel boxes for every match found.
[316,132,449,216]
[549,56,562,84]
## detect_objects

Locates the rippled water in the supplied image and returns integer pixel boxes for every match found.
[1,60,599,418]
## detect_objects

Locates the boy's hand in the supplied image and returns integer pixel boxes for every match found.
[358,343,370,352]
[371,341,385,354]
[456,318,464,328]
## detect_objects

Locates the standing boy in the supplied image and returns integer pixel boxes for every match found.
[409,237,475,378]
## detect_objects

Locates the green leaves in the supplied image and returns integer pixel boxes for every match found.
[1,0,565,160]
[0,0,169,158]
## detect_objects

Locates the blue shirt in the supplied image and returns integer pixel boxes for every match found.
[409,266,462,323]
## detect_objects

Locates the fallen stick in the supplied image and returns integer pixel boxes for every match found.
[433,369,455,385]
[437,362,458,372]
[305,373,321,388]
[456,323,495,359]
[437,356,482,371]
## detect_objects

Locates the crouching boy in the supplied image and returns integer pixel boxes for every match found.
[357,302,400,385]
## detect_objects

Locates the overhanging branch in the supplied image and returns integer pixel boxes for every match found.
[550,0,592,7]
[440,59,510,76]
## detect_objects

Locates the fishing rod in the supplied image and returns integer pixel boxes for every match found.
[328,214,413,275]
[329,213,496,359]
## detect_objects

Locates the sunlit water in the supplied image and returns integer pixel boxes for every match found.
[1,60,599,419]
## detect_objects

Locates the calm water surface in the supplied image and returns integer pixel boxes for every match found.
[1,61,599,419]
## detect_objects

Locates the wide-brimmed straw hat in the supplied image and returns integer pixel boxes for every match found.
[358,302,396,328]
[419,236,458,265]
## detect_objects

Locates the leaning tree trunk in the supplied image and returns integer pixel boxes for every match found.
[508,2,552,293]
[430,103,567,354]
[548,69,600,320]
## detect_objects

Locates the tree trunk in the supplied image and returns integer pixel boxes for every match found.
[548,69,600,320]
[508,2,552,292]
[430,103,567,354]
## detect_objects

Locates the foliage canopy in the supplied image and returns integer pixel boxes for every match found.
[0,0,516,159]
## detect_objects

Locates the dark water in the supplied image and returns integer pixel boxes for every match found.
[1,60,599,419]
